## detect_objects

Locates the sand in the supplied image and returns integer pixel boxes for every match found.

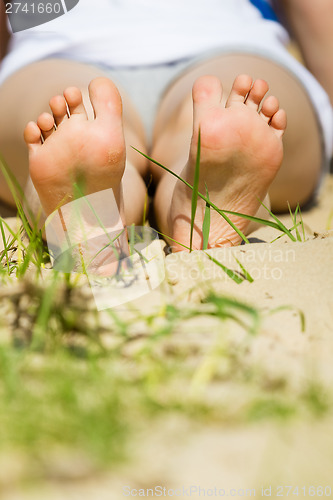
[1,176,333,499]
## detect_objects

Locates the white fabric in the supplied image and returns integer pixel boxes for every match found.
[0,0,332,160]
[1,0,289,81]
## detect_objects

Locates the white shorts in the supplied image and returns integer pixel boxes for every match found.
[102,45,333,177]
[0,1,332,194]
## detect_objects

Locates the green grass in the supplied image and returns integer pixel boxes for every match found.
[133,146,306,245]
[0,346,128,467]
[189,128,201,252]
[0,282,330,482]
[202,184,211,251]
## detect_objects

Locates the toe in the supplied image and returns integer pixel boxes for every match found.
[24,121,42,150]
[192,75,223,107]
[63,86,88,118]
[245,79,269,110]
[37,112,55,140]
[226,74,253,107]
[88,77,122,122]
[270,109,287,138]
[192,76,223,128]
[49,95,68,126]
[260,95,280,124]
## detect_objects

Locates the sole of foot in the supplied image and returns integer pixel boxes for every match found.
[24,77,126,217]
[169,74,287,251]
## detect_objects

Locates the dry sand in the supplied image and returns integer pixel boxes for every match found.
[1,176,333,499]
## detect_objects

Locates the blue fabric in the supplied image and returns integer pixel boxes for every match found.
[248,0,278,21]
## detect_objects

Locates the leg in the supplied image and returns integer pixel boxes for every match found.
[0,59,148,224]
[151,54,322,249]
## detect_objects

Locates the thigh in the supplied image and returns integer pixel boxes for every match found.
[151,53,323,210]
[0,58,147,208]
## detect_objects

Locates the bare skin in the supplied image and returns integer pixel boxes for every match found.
[168,75,286,250]
[275,0,333,105]
[24,78,126,220]
[150,52,322,222]
[0,2,330,240]
[0,5,327,252]
[23,74,286,251]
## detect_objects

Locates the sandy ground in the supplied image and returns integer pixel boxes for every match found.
[1,176,333,499]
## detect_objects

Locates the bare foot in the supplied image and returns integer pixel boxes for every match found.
[169,74,287,250]
[24,77,126,217]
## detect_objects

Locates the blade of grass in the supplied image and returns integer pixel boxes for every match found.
[133,149,301,242]
[82,228,127,273]
[154,229,192,251]
[202,184,211,251]
[203,252,244,285]
[258,199,296,242]
[293,203,302,242]
[190,129,201,252]
[0,153,39,240]
[267,305,306,333]
[234,256,254,283]
[287,202,301,242]
[0,218,41,267]
[54,183,127,269]
[155,229,245,285]
[16,244,35,278]
[298,206,306,241]
[0,218,10,274]
[270,221,302,244]
[203,292,261,335]
[71,183,123,256]
[132,148,250,244]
